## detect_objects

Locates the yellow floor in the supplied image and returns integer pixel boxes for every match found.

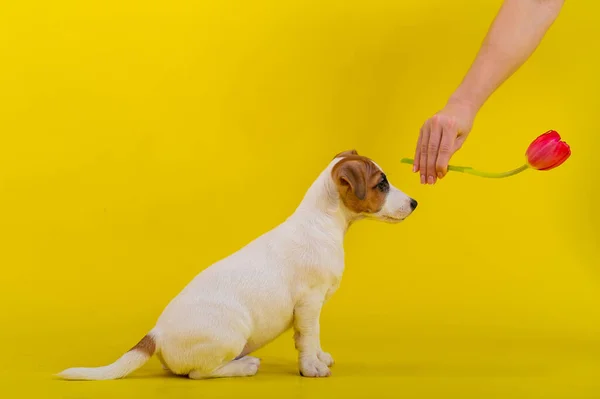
[5,321,600,399]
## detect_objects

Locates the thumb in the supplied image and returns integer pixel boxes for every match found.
[454,135,467,152]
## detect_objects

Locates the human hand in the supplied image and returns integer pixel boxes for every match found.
[413,100,476,184]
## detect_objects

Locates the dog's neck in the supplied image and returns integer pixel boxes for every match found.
[289,161,354,238]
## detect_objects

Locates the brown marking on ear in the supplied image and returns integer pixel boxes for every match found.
[333,149,359,159]
[335,159,367,200]
[332,155,388,214]
[129,335,156,356]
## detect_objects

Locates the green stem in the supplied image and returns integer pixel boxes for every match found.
[400,158,530,178]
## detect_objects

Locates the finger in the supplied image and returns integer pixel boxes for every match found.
[419,120,431,185]
[426,115,442,185]
[413,128,424,173]
[435,118,457,179]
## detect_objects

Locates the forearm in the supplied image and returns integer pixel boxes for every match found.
[450,0,564,111]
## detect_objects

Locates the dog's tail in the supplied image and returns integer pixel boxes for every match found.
[56,329,159,381]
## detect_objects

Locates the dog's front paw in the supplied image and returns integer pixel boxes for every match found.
[317,351,334,367]
[299,356,331,378]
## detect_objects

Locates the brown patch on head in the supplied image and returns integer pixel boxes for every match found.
[129,335,156,356]
[333,149,359,159]
[331,155,389,214]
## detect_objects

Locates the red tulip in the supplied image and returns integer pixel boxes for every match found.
[525,130,571,171]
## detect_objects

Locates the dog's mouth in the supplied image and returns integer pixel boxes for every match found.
[380,215,405,223]
[363,212,407,223]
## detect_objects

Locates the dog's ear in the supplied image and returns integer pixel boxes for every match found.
[333,159,367,201]
[333,149,359,159]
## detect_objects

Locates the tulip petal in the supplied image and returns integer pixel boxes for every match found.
[527,130,560,154]
[526,130,571,171]
[537,142,571,171]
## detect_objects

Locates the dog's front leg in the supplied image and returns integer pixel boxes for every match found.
[293,294,332,377]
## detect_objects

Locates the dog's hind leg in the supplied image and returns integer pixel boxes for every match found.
[188,356,260,380]
[163,334,258,380]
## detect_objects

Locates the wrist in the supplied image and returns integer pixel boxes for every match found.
[444,95,479,120]
[446,92,481,115]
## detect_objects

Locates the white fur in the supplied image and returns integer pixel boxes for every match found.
[57,346,151,380]
[57,156,416,380]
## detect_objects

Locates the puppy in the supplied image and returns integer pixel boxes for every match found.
[57,149,417,380]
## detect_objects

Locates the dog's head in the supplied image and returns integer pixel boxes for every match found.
[331,149,417,223]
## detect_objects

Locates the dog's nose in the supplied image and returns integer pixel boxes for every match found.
[409,198,418,210]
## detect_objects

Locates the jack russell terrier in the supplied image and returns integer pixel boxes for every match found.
[57,149,418,380]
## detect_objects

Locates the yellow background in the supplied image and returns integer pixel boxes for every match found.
[1,0,599,398]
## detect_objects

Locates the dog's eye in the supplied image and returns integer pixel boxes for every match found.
[375,174,389,192]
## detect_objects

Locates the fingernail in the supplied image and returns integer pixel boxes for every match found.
[420,175,425,184]
[412,165,417,173]
[427,176,434,185]
[437,172,443,179]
